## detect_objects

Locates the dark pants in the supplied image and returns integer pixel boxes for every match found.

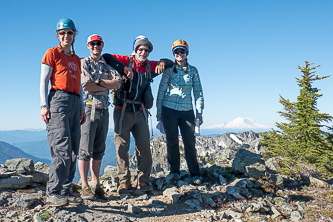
[113,107,152,184]
[161,106,200,177]
[46,90,81,196]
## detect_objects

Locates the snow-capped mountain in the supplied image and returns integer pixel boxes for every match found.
[205,117,270,130]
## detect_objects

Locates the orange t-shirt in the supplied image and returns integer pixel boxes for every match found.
[42,46,81,94]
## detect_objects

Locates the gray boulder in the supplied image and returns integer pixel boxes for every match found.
[0,175,33,189]
[32,172,48,184]
[5,158,34,174]
[13,192,44,209]
[163,187,181,204]
[226,186,251,199]
[265,171,284,186]
[184,198,201,209]
[265,157,281,171]
[290,210,304,221]
[34,162,49,174]
[232,149,266,179]
[244,201,270,213]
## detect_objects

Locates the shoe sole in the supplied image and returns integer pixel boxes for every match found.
[141,189,153,192]
[68,199,82,205]
[117,189,128,195]
[69,202,82,206]
[81,196,96,200]
[46,202,68,207]
[95,194,107,200]
[117,183,132,195]
[138,186,153,192]
[193,181,202,185]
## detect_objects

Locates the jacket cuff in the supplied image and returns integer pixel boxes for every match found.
[102,53,125,73]
[160,58,174,69]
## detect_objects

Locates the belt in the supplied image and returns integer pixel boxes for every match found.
[51,89,79,96]
[116,100,146,135]
[115,105,143,111]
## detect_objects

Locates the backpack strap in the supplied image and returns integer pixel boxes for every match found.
[85,57,111,121]
[116,56,151,135]
[117,99,146,135]
[145,61,151,81]
[128,56,134,69]
[127,56,134,93]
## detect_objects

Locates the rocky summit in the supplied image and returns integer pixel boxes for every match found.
[0,131,333,221]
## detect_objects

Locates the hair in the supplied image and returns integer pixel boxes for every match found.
[173,58,189,73]
[57,30,77,56]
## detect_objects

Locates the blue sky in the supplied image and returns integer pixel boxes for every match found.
[1,0,333,130]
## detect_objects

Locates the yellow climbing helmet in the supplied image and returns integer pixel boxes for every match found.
[171,39,189,54]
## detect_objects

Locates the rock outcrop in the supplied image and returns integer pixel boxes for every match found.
[0,131,332,221]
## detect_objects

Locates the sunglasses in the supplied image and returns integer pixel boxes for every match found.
[58,30,74,36]
[89,42,102,46]
[137,48,150,53]
[174,50,187,54]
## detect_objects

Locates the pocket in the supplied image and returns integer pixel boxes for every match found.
[49,92,71,113]
[46,112,66,131]
[170,74,179,86]
[113,107,122,132]
[183,74,193,84]
[143,83,154,109]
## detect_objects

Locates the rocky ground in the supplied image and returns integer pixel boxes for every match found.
[1,163,333,222]
[1,133,333,221]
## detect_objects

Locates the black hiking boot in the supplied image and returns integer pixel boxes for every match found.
[91,185,107,199]
[65,194,83,205]
[137,182,153,192]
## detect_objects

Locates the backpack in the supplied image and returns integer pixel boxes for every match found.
[112,56,154,109]
[143,80,153,109]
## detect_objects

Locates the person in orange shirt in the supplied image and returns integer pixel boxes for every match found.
[40,18,86,207]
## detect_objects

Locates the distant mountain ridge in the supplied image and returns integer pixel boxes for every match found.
[0,141,50,165]
[0,117,269,145]
[0,130,134,182]
[0,121,269,162]
[13,140,50,160]
[0,130,47,144]
[203,117,271,131]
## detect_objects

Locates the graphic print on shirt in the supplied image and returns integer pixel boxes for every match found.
[68,61,78,79]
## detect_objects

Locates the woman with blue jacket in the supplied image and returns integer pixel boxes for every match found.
[156,40,204,184]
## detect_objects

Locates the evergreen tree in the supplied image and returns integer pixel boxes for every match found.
[261,61,333,178]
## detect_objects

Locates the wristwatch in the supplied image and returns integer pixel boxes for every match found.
[96,78,102,85]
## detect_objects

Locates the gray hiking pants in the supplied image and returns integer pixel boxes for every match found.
[113,107,152,184]
[79,105,109,161]
[161,106,200,177]
[46,90,81,196]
